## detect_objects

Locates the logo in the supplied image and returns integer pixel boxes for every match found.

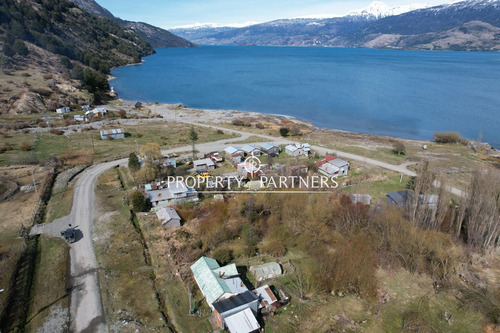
[243,153,264,173]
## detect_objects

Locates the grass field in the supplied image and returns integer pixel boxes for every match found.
[0,122,237,166]
[0,166,51,317]
[25,236,69,333]
[94,169,169,332]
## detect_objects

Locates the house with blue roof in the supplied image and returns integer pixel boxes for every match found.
[190,256,248,308]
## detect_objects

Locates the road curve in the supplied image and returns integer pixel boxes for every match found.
[67,119,465,331]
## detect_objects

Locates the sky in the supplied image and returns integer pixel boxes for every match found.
[95,0,453,29]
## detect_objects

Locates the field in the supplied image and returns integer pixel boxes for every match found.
[93,168,170,332]
[0,166,52,319]
[0,122,237,166]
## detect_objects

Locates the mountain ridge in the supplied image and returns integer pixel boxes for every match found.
[69,0,196,48]
[173,0,500,51]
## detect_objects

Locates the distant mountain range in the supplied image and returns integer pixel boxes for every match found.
[70,0,195,48]
[171,0,500,51]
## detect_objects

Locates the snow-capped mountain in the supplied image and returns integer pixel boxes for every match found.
[175,0,500,51]
[347,1,431,19]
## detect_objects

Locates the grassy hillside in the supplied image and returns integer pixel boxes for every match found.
[0,0,155,113]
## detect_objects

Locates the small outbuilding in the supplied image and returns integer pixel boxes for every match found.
[259,143,281,157]
[193,158,216,172]
[249,262,282,281]
[241,144,261,157]
[213,290,260,329]
[350,194,372,205]
[156,207,181,228]
[224,308,260,333]
[100,128,125,140]
[254,284,280,310]
[56,106,71,114]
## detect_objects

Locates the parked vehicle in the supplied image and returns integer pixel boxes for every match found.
[60,224,76,243]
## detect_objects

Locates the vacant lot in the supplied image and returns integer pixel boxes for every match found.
[94,169,170,332]
[0,122,237,166]
[0,166,51,317]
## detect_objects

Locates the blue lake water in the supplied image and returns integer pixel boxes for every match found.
[111,46,500,147]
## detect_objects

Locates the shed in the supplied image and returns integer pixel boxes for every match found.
[259,143,281,156]
[249,262,282,281]
[193,158,216,172]
[241,144,261,157]
[224,308,260,333]
[56,106,70,114]
[135,102,143,109]
[74,115,85,122]
[254,284,279,310]
[387,191,412,207]
[213,290,260,329]
[156,207,181,228]
[350,194,372,205]
[100,128,125,140]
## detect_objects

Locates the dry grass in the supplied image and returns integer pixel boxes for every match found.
[94,169,167,332]
[25,236,69,333]
[0,166,51,315]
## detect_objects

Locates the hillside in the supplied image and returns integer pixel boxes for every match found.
[69,0,196,48]
[0,0,154,113]
[180,0,500,51]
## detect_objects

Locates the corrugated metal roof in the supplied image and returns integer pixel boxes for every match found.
[193,158,215,167]
[249,262,282,281]
[224,308,260,333]
[259,142,278,151]
[254,284,278,309]
[241,144,259,153]
[328,158,349,168]
[100,128,124,135]
[156,207,180,223]
[191,257,246,305]
[225,146,242,155]
[213,290,258,314]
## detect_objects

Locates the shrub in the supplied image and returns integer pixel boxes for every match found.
[279,127,290,137]
[290,126,301,136]
[128,152,140,172]
[255,123,265,129]
[118,109,126,119]
[135,132,143,138]
[49,129,64,135]
[232,119,251,127]
[131,190,148,212]
[213,248,233,266]
[216,129,224,135]
[20,142,32,151]
[0,142,14,152]
[434,131,461,144]
[393,142,406,155]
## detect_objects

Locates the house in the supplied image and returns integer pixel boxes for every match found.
[241,144,261,157]
[254,284,280,310]
[147,181,198,207]
[156,207,181,228]
[224,146,245,164]
[100,128,125,140]
[213,290,260,329]
[318,158,349,177]
[249,262,282,281]
[285,143,311,157]
[193,158,216,172]
[190,257,248,308]
[81,105,92,110]
[74,115,85,122]
[56,106,70,114]
[350,194,372,205]
[259,143,281,157]
[224,308,261,333]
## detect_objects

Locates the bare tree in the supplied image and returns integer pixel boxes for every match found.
[456,168,500,250]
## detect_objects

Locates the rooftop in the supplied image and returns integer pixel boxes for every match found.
[213,290,259,314]
[224,308,260,333]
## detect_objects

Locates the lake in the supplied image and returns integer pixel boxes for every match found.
[110,46,500,147]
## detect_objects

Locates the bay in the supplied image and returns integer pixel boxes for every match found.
[111,46,500,147]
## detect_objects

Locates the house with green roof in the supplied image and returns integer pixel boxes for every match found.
[190,256,248,308]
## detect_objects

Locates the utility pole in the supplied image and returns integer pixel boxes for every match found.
[31,167,39,198]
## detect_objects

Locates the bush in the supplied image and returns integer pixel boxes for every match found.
[290,126,301,136]
[232,119,251,127]
[434,131,461,144]
[49,129,64,135]
[128,152,140,172]
[255,123,265,129]
[213,247,233,266]
[279,127,290,137]
[131,190,148,212]
[393,142,406,155]
[118,110,127,119]
[20,142,33,151]
[135,132,143,138]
